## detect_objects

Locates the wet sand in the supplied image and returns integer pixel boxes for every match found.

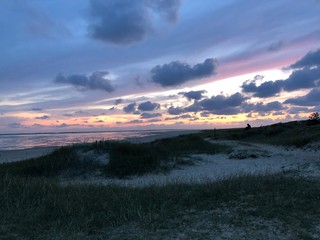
[0,147,59,163]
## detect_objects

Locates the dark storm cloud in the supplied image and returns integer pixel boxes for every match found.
[140,112,162,119]
[88,0,180,45]
[138,101,160,111]
[151,58,217,87]
[179,90,206,101]
[289,48,320,69]
[35,115,50,120]
[284,88,320,106]
[55,71,114,92]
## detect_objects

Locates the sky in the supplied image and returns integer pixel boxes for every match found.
[1,0,320,133]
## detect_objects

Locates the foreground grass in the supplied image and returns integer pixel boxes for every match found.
[1,173,320,239]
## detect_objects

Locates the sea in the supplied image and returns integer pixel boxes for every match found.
[0,130,173,150]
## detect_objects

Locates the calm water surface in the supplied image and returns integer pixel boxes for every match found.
[0,130,164,150]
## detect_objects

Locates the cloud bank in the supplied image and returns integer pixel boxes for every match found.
[242,49,320,98]
[138,101,160,111]
[151,58,217,87]
[55,71,114,92]
[88,0,180,45]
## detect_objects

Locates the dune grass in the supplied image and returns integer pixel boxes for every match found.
[1,123,320,238]
[1,173,320,239]
[201,120,320,147]
[0,146,100,178]
[0,134,231,178]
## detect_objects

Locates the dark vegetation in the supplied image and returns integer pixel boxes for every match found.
[0,134,230,178]
[201,119,320,147]
[1,174,320,239]
[1,120,320,239]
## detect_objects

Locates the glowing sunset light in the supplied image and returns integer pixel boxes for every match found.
[1,1,320,133]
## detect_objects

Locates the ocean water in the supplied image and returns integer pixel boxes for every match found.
[0,130,165,150]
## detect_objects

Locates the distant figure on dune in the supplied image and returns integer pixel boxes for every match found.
[245,123,251,130]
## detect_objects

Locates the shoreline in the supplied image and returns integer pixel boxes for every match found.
[0,146,59,164]
[0,130,200,164]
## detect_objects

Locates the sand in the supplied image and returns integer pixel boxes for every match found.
[64,139,320,187]
[1,131,319,187]
[0,146,58,163]
[0,130,199,164]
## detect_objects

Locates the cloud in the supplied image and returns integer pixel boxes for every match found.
[267,41,284,52]
[179,90,206,101]
[88,0,180,45]
[8,122,23,128]
[55,71,114,92]
[282,67,320,92]
[167,106,186,115]
[147,118,161,123]
[138,101,160,111]
[31,108,43,112]
[114,98,123,105]
[284,88,320,106]
[35,115,50,120]
[140,112,162,119]
[181,92,247,115]
[243,101,285,113]
[241,66,320,97]
[123,102,137,113]
[165,114,192,120]
[241,78,283,98]
[199,92,247,111]
[289,48,320,69]
[56,123,69,128]
[129,119,143,124]
[151,58,217,87]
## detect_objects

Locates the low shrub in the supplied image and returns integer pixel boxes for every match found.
[106,142,164,177]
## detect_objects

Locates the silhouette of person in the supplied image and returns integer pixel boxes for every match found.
[245,123,251,130]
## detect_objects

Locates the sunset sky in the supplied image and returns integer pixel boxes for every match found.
[1,0,320,133]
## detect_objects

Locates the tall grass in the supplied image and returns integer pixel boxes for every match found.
[1,174,320,239]
[1,134,231,179]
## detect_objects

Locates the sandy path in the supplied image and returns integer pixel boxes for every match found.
[67,140,320,187]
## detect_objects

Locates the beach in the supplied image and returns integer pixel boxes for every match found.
[62,139,320,187]
[0,146,58,163]
[1,126,320,239]
[0,130,199,164]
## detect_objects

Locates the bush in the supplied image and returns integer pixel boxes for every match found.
[309,112,320,121]
[106,142,163,177]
